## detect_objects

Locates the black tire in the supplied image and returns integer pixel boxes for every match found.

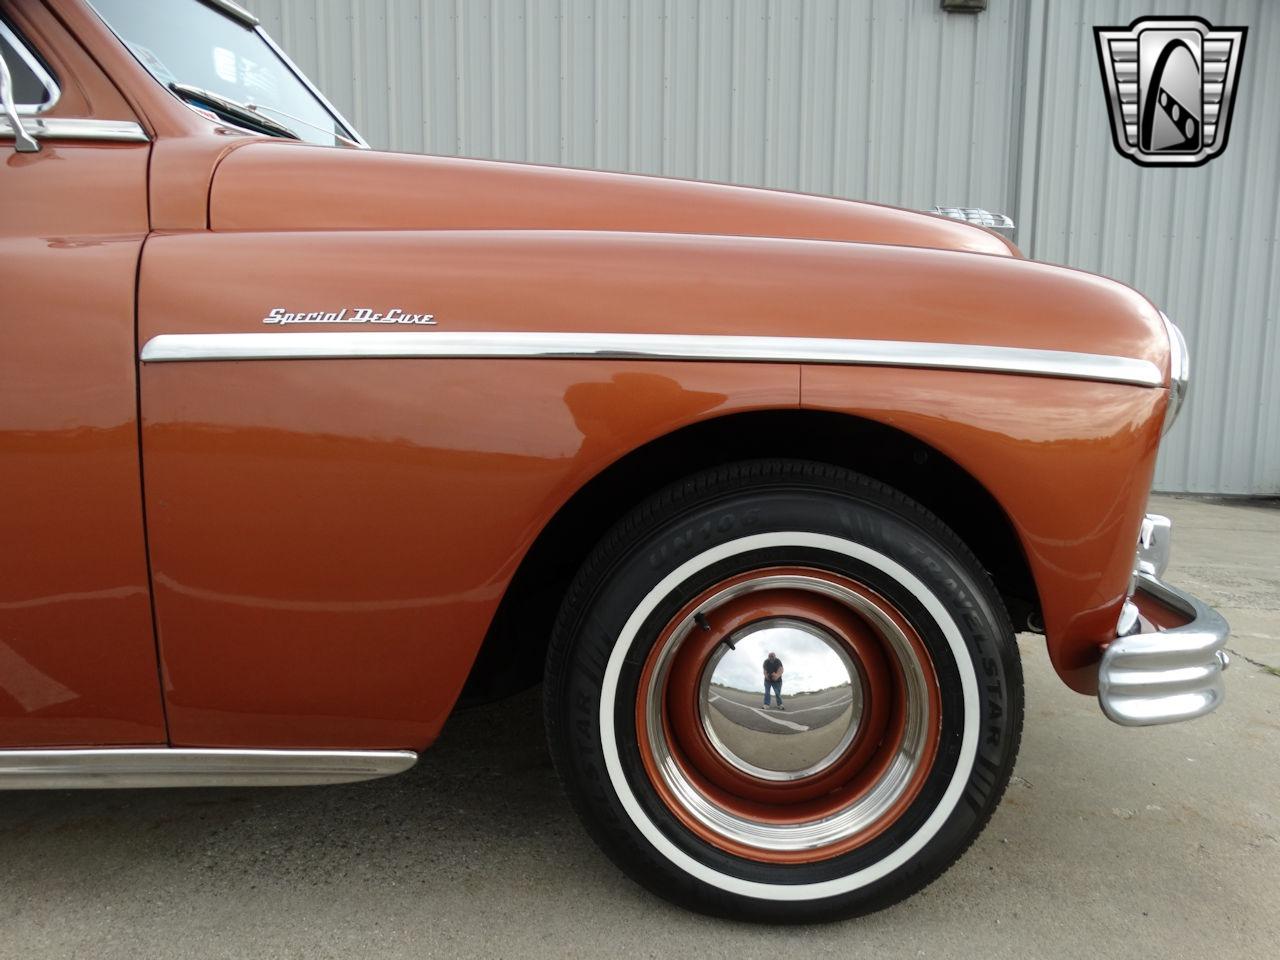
[544,459,1023,922]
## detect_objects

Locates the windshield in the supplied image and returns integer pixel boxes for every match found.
[89,0,358,147]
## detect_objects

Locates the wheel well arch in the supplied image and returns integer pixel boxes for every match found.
[458,408,1040,706]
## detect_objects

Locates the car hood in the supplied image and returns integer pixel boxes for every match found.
[208,141,1017,257]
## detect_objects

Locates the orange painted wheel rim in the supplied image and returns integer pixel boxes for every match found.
[635,567,941,864]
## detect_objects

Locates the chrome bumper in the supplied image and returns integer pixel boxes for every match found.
[1097,514,1230,727]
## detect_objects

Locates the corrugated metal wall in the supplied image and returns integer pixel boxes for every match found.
[243,0,1279,495]
[246,0,1029,209]
[1024,0,1278,495]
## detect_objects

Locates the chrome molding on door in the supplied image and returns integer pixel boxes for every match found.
[139,331,1165,388]
[0,117,149,143]
[0,747,417,789]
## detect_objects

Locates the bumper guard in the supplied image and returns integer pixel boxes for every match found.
[1097,515,1230,726]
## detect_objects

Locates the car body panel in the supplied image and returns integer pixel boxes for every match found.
[207,140,1020,257]
[135,229,1170,739]
[0,0,164,745]
[140,227,1169,367]
[141,356,796,748]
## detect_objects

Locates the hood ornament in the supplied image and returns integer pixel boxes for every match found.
[930,207,1015,238]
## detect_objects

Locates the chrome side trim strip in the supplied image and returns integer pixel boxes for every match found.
[0,747,417,790]
[139,332,1164,387]
[0,117,148,143]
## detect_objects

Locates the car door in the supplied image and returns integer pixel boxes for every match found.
[0,3,164,746]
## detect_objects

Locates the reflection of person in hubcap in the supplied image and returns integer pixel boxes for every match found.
[762,652,784,709]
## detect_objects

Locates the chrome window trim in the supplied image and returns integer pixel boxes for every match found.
[139,331,1164,388]
[0,18,60,114]
[201,0,259,28]
[254,26,368,148]
[0,116,148,143]
[0,747,417,790]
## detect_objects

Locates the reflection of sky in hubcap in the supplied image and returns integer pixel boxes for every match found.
[709,624,849,694]
[701,619,861,780]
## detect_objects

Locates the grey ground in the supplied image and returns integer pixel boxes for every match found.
[707,684,855,772]
[709,683,855,733]
[1,495,1276,959]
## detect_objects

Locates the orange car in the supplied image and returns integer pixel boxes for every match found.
[1,0,1229,921]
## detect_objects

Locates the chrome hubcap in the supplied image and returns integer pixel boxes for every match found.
[641,573,935,854]
[699,617,863,781]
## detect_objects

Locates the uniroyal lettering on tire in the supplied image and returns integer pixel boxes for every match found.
[545,460,1023,922]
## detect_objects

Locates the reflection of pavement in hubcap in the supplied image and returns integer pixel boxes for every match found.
[700,618,862,781]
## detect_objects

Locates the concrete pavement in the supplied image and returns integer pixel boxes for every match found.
[1,494,1276,959]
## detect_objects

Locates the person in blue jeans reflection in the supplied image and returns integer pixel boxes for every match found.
[763,652,784,709]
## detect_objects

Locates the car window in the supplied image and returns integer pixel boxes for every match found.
[87,0,354,146]
[0,19,59,113]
